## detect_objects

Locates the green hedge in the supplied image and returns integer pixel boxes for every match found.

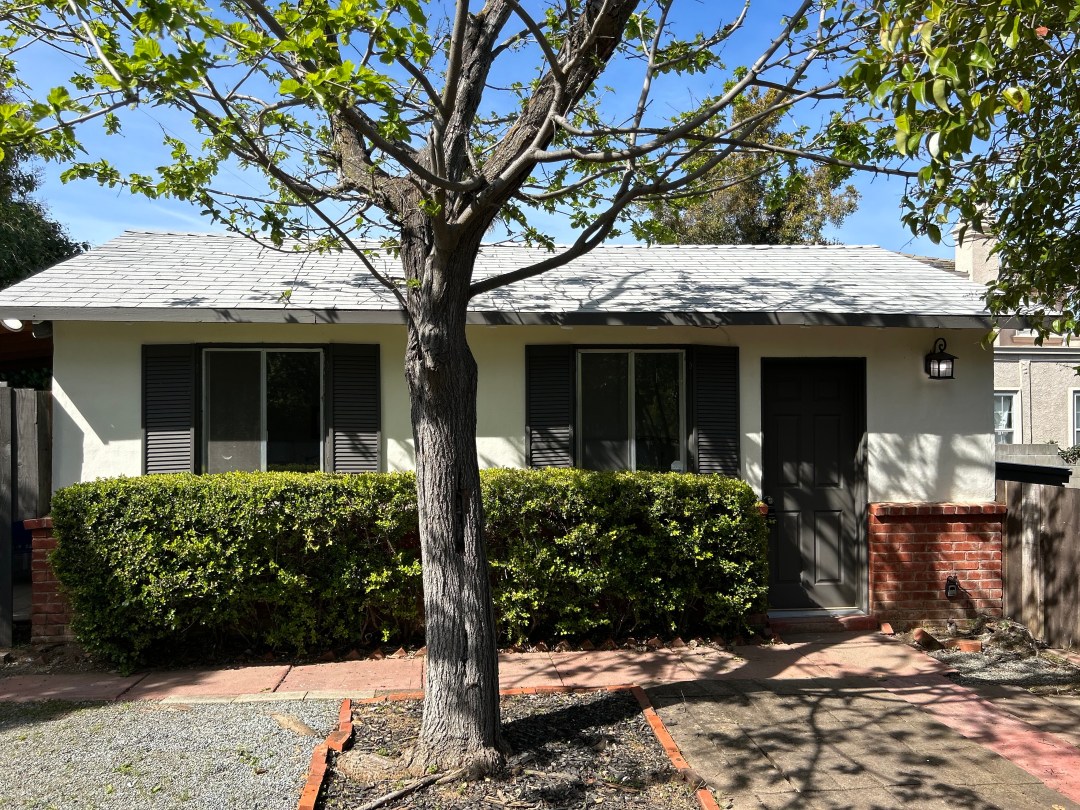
[49,469,768,668]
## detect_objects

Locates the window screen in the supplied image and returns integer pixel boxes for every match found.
[204,349,322,472]
[205,351,262,473]
[578,350,684,471]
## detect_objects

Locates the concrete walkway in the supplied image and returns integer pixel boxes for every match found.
[648,633,1080,809]
[3,632,1080,808]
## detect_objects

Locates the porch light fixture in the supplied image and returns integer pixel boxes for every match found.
[1,319,23,332]
[924,338,956,380]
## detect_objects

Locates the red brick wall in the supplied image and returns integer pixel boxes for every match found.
[26,517,75,643]
[869,503,1005,627]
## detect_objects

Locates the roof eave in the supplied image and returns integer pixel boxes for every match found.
[0,306,993,329]
[467,311,993,328]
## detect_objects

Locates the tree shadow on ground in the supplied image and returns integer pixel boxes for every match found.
[647,673,1075,810]
[0,699,98,734]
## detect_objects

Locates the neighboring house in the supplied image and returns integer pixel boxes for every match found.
[957,229,1080,450]
[0,230,1002,627]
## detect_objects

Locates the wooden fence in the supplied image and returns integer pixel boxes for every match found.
[0,388,51,648]
[998,478,1080,649]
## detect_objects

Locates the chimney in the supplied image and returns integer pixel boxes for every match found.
[954,223,999,286]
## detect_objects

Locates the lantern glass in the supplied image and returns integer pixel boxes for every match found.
[925,338,956,380]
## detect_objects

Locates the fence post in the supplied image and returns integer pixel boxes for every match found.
[0,387,12,648]
[1001,480,1022,620]
[1020,482,1045,639]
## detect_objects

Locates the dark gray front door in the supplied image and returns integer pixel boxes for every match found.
[762,359,866,609]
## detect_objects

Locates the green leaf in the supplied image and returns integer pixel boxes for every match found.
[46,85,73,109]
[969,41,995,71]
[931,78,951,111]
[927,132,942,158]
[1003,14,1022,49]
[133,37,162,60]
[1002,85,1031,113]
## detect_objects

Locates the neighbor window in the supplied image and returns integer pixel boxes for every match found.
[994,391,1018,444]
[1074,391,1080,447]
[577,350,685,471]
[203,349,323,473]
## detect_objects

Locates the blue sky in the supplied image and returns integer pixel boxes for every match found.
[17,1,955,262]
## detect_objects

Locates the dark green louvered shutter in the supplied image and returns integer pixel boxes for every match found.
[328,344,380,472]
[525,345,575,468]
[142,345,196,474]
[690,346,739,476]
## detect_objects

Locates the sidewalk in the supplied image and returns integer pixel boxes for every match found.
[3,631,1080,808]
[0,630,952,704]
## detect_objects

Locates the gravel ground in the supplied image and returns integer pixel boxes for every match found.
[931,646,1080,690]
[0,699,340,810]
[320,690,699,810]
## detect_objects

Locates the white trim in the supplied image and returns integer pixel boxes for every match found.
[994,346,1080,361]
[1070,388,1080,449]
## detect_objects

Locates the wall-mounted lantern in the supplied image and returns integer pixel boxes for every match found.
[924,338,956,380]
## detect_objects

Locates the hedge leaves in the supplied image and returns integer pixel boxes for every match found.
[50,469,768,668]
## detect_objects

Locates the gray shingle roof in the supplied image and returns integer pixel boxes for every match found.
[0,230,990,327]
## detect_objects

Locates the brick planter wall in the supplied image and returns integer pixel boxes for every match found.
[869,503,1006,627]
[26,517,75,644]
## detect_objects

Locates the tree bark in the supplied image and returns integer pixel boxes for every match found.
[403,238,504,776]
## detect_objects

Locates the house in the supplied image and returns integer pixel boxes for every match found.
[954,228,1080,484]
[0,230,1004,628]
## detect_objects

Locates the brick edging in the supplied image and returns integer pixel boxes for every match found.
[298,687,721,810]
[631,686,722,810]
[297,698,354,810]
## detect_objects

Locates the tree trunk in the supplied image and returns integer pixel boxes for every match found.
[404,242,504,776]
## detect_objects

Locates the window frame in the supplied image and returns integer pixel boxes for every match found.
[200,346,326,473]
[1071,389,1080,449]
[575,347,687,472]
[993,389,1021,445]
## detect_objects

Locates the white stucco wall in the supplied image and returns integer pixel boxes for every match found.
[52,320,995,503]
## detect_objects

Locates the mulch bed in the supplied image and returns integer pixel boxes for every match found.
[318,690,700,809]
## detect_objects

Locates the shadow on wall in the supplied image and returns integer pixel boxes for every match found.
[870,432,994,503]
[745,427,993,504]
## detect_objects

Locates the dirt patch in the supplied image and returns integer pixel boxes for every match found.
[1,640,100,675]
[904,617,1080,694]
[318,690,700,810]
